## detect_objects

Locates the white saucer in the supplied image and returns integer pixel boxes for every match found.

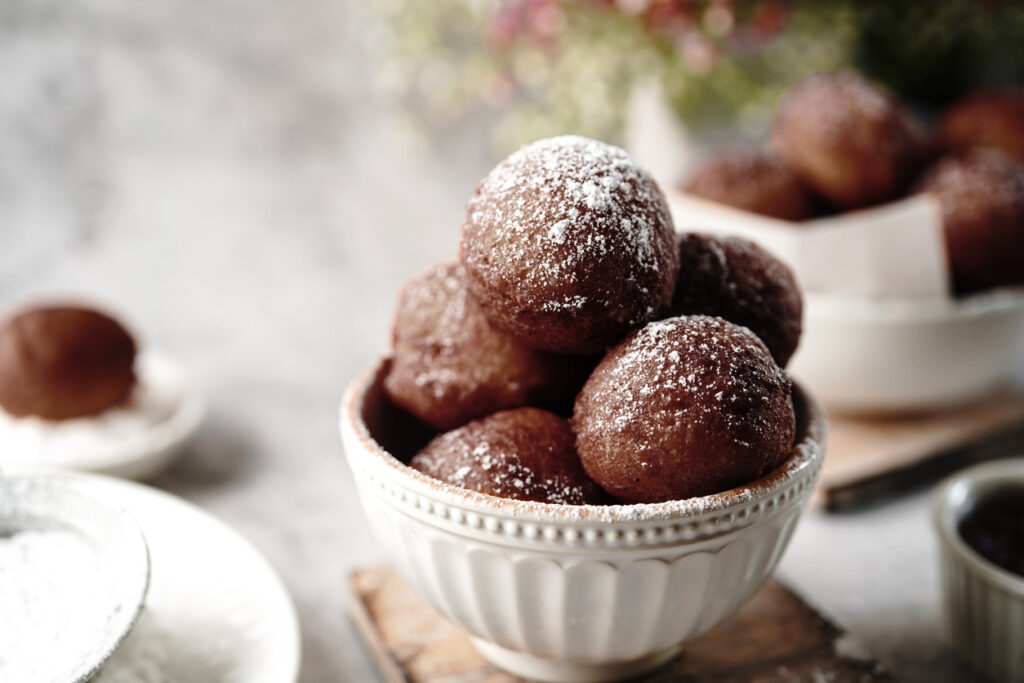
[72,474,302,683]
[0,473,151,683]
[0,351,205,480]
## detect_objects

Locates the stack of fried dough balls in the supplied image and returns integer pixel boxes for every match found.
[384,135,804,506]
[682,72,1024,295]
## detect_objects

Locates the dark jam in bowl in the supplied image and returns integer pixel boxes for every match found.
[958,486,1024,579]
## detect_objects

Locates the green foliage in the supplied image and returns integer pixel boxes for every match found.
[371,0,1024,151]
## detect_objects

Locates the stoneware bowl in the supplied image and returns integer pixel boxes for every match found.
[340,359,827,682]
[790,290,1024,414]
[933,459,1024,683]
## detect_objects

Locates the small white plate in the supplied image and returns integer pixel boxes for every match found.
[78,474,302,683]
[0,473,151,683]
[0,351,205,480]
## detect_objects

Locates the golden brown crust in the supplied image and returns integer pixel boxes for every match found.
[915,150,1024,294]
[411,407,608,505]
[681,147,815,221]
[671,233,803,367]
[773,71,929,210]
[384,260,595,431]
[460,136,679,354]
[573,316,795,504]
[940,88,1024,162]
[0,305,137,420]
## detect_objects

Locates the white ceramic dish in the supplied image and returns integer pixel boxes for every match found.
[49,472,301,683]
[790,290,1024,414]
[340,359,826,683]
[661,184,1024,414]
[0,473,150,683]
[0,351,205,480]
[933,459,1024,683]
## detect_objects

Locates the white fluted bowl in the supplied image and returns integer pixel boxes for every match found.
[933,460,1024,683]
[340,359,827,682]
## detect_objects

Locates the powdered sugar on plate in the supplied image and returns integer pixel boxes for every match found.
[87,477,300,683]
[97,610,175,683]
[0,473,151,683]
[0,351,203,480]
[0,353,184,466]
[0,529,107,680]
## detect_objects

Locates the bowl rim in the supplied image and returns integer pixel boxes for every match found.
[340,357,827,526]
[805,288,1024,323]
[932,458,1024,597]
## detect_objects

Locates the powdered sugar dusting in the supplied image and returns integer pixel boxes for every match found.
[682,147,813,221]
[461,135,677,325]
[393,262,478,398]
[0,529,106,681]
[548,219,570,244]
[672,232,803,366]
[915,148,1024,290]
[353,359,824,526]
[385,260,584,430]
[0,352,186,467]
[918,148,1024,220]
[586,316,784,437]
[775,70,926,206]
[574,315,795,502]
[780,71,899,142]
[411,408,604,505]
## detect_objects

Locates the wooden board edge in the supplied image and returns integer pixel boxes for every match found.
[345,565,894,682]
[344,568,410,683]
[822,405,1024,484]
[781,583,895,681]
[815,420,1024,511]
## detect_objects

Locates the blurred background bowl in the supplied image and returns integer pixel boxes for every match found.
[932,459,1024,682]
[790,290,1024,414]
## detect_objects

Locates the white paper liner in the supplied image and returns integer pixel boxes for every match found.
[667,192,950,299]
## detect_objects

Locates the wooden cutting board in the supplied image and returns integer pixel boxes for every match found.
[817,393,1024,510]
[346,566,892,682]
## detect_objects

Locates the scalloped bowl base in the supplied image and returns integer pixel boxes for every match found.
[471,638,682,683]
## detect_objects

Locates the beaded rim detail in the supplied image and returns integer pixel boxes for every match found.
[341,359,826,549]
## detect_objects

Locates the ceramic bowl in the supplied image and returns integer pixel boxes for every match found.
[340,359,827,682]
[790,290,1024,414]
[933,459,1024,683]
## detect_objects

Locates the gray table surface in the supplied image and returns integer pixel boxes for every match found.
[0,2,994,681]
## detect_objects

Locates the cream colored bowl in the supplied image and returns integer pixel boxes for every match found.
[790,290,1024,414]
[933,459,1024,683]
[340,359,827,682]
